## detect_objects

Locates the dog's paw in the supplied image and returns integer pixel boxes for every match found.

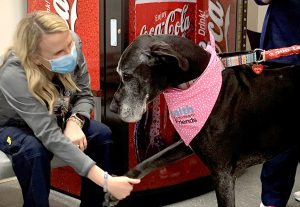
[103,192,119,207]
[126,169,141,178]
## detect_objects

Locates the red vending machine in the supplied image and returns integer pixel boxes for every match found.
[195,0,248,52]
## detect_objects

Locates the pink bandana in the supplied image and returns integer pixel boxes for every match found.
[163,33,222,145]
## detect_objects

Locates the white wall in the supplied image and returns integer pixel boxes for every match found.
[246,1,268,49]
[247,0,268,32]
[0,0,27,61]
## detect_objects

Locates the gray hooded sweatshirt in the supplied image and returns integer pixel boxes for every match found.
[0,32,96,176]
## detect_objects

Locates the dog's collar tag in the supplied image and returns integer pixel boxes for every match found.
[252,64,264,75]
[163,44,222,146]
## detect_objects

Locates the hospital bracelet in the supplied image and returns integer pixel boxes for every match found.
[103,171,109,192]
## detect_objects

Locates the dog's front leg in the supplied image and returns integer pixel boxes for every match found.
[104,140,193,207]
[211,170,236,207]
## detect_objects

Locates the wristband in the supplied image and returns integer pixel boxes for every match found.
[103,171,109,192]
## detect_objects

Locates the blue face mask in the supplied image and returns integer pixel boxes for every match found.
[44,45,78,74]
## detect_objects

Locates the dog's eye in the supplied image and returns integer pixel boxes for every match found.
[123,73,133,82]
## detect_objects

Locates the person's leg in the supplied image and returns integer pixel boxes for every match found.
[80,120,113,207]
[261,147,298,207]
[0,127,53,207]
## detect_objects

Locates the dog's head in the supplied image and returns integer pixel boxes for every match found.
[109,35,191,122]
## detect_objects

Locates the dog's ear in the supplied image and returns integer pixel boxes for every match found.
[148,41,189,71]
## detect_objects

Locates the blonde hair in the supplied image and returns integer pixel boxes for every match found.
[2,11,79,113]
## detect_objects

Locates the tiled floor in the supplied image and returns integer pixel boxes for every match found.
[0,164,299,207]
[164,164,300,207]
[0,177,80,207]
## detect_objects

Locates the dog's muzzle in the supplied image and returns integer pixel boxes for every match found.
[109,99,119,114]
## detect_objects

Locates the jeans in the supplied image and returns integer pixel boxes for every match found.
[261,147,299,207]
[0,120,113,207]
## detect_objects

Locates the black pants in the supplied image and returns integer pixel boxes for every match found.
[261,147,299,207]
[0,120,113,207]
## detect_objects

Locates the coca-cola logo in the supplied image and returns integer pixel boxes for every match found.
[139,5,191,37]
[198,0,230,53]
[53,0,78,32]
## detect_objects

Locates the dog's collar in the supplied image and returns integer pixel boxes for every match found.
[177,78,197,90]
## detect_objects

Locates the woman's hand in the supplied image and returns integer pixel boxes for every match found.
[64,119,87,151]
[87,166,141,201]
[107,176,141,200]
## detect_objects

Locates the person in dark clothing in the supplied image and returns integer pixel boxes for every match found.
[254,0,300,206]
[255,0,300,65]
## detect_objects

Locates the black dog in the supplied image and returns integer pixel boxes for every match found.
[109,34,300,207]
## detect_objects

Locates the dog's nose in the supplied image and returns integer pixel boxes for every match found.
[109,99,119,114]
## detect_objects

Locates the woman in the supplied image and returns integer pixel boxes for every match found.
[0,11,140,207]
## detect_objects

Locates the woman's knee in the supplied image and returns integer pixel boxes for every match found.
[85,120,113,145]
[0,127,51,159]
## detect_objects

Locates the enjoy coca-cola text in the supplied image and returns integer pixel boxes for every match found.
[198,0,230,53]
[139,5,191,37]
